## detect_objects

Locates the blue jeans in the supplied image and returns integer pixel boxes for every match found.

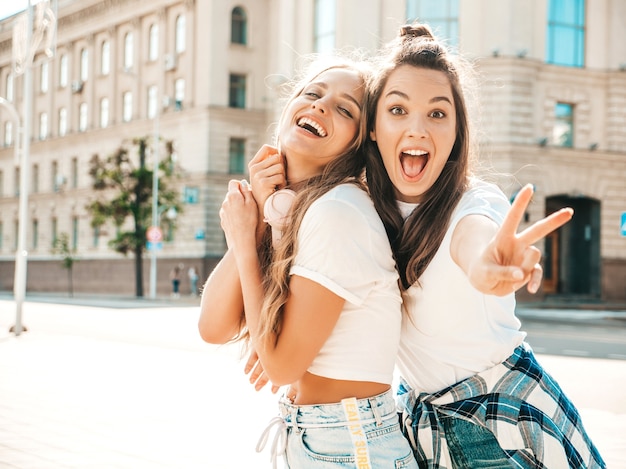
[259,389,418,468]
[441,417,513,469]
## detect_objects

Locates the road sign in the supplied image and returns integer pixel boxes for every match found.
[146,226,163,243]
[621,212,626,237]
[146,241,163,251]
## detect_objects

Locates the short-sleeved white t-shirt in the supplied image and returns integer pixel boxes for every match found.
[290,184,402,385]
[396,178,527,393]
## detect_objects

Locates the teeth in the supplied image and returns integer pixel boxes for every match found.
[298,117,327,137]
[403,149,428,156]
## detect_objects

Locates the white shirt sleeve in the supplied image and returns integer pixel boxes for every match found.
[290,194,381,306]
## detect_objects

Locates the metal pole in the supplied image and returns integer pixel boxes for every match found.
[13,0,33,336]
[149,105,159,299]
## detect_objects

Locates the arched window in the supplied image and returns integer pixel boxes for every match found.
[124,32,134,69]
[175,15,186,53]
[231,7,247,45]
[80,48,89,82]
[149,24,159,61]
[101,41,110,75]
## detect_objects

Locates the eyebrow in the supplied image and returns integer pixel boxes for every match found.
[310,81,362,110]
[385,90,452,105]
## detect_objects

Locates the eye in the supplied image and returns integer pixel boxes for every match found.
[430,110,446,119]
[389,106,405,116]
[338,106,353,118]
[304,91,321,99]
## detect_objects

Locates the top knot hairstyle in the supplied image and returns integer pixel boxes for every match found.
[364,22,476,289]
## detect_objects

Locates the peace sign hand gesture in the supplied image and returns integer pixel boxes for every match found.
[462,184,573,296]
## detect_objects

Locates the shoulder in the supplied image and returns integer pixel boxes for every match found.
[456,178,510,222]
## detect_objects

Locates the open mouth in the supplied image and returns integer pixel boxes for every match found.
[400,149,428,179]
[297,117,327,137]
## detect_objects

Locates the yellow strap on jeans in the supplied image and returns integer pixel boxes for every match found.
[341,397,372,469]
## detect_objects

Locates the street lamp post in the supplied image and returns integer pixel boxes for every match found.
[11,0,56,335]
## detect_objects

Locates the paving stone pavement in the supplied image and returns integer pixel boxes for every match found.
[0,297,624,468]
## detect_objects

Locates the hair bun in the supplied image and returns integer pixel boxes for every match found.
[399,24,434,40]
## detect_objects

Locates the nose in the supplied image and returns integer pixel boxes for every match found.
[311,98,327,114]
[407,115,427,138]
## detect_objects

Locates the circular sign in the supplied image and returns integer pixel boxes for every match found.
[146,226,163,243]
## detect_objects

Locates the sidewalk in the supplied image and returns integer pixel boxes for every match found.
[0,296,625,468]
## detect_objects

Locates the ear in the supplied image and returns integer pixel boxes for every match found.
[369,129,377,141]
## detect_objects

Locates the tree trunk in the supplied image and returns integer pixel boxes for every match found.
[135,246,144,297]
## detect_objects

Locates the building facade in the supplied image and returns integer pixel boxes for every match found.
[0,0,624,300]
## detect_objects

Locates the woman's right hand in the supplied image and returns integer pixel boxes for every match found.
[220,179,258,253]
[248,145,287,237]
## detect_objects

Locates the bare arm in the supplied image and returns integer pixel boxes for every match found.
[223,180,344,387]
[451,184,573,296]
[198,249,245,344]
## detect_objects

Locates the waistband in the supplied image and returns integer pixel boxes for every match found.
[278,388,397,429]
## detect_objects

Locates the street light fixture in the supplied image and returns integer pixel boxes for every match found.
[10,0,56,336]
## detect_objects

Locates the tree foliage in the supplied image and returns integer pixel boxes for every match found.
[86,136,183,297]
[51,232,76,297]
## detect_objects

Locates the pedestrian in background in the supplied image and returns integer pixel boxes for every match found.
[188,266,199,296]
[170,264,182,298]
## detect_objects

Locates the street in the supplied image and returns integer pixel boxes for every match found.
[0,298,625,468]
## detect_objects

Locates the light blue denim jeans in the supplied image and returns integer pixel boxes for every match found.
[257,389,418,468]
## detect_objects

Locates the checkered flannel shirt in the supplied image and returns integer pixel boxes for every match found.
[398,343,606,468]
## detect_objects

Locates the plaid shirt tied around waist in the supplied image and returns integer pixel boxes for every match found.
[398,343,606,469]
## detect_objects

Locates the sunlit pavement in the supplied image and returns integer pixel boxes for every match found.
[0,298,625,468]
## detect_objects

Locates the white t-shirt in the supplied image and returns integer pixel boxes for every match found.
[396,178,527,393]
[290,184,402,385]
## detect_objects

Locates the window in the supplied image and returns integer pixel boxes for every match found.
[93,225,100,248]
[183,186,199,204]
[124,32,134,70]
[32,219,38,250]
[147,85,158,119]
[175,78,184,110]
[40,61,49,93]
[231,7,247,45]
[32,164,39,193]
[546,0,585,67]
[100,97,109,128]
[72,217,79,250]
[39,112,48,140]
[101,41,110,75]
[51,217,58,247]
[175,15,186,53]
[0,170,3,197]
[59,55,68,87]
[553,102,574,147]
[149,24,159,61]
[229,74,246,108]
[314,0,336,54]
[229,138,245,173]
[51,161,58,192]
[123,92,133,122]
[79,103,88,132]
[6,74,13,101]
[58,107,67,136]
[4,121,13,146]
[14,167,20,197]
[406,0,459,48]
[71,157,78,188]
[80,48,89,82]
[13,220,18,250]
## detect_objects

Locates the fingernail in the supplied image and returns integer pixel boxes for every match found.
[512,270,524,280]
[240,179,250,190]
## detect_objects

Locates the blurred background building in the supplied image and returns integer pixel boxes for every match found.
[0,0,624,301]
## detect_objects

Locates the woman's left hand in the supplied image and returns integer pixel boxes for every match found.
[465,184,573,296]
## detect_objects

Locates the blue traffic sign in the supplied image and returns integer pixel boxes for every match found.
[621,212,626,237]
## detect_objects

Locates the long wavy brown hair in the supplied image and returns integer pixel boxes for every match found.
[364,23,475,289]
[242,58,373,345]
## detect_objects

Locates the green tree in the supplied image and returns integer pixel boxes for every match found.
[52,232,77,297]
[86,137,182,297]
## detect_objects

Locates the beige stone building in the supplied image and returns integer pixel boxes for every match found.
[0,0,624,301]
